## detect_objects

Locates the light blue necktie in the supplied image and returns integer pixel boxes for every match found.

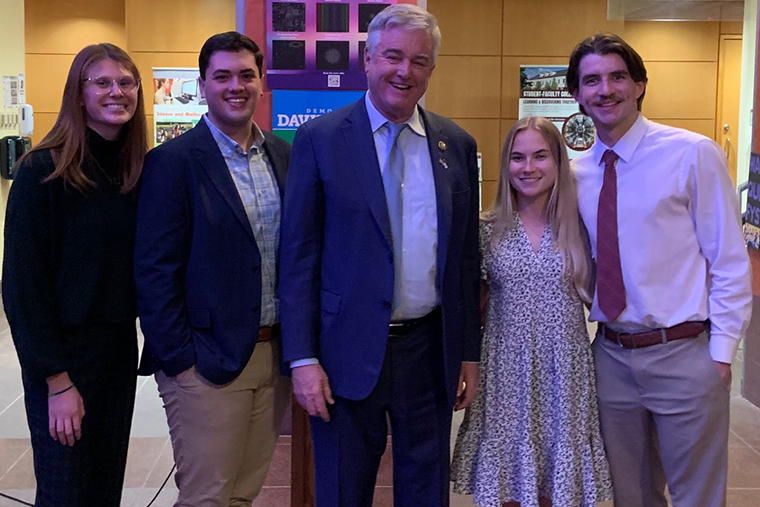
[382,122,408,311]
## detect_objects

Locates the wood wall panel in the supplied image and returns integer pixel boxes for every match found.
[481,180,499,211]
[426,56,502,119]
[500,119,517,148]
[502,0,624,57]
[450,119,502,181]
[431,0,502,56]
[622,22,719,61]
[641,61,718,119]
[126,0,235,52]
[25,54,75,113]
[500,56,567,118]
[721,21,743,35]
[652,119,716,139]
[30,112,57,145]
[25,0,125,54]
[130,52,202,115]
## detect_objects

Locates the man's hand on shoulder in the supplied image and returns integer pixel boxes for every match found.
[292,363,334,422]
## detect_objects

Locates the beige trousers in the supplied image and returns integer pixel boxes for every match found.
[156,340,291,507]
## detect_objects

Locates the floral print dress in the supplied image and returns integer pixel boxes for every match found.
[451,218,612,507]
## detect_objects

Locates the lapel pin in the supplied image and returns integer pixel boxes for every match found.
[438,140,447,151]
[438,158,448,169]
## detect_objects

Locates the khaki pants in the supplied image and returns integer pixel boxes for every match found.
[156,341,291,507]
[593,332,730,507]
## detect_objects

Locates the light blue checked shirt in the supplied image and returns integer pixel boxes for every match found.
[204,115,281,326]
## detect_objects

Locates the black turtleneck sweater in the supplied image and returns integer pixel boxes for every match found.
[2,129,137,380]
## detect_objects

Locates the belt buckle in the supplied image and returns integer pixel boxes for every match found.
[614,331,628,348]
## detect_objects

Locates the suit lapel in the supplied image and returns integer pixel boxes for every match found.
[193,119,254,238]
[421,109,452,287]
[341,100,393,249]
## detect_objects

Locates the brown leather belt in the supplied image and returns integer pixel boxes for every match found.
[600,320,708,349]
[258,323,281,342]
[388,308,441,336]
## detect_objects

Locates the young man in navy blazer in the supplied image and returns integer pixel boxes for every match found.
[134,32,291,506]
[279,5,480,506]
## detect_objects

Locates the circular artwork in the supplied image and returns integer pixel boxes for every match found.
[325,48,341,65]
[562,113,596,151]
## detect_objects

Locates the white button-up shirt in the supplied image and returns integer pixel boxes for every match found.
[573,114,751,363]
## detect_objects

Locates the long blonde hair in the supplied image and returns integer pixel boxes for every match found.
[483,116,592,303]
[23,43,147,193]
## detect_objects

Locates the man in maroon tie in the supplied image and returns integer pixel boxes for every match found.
[567,32,751,507]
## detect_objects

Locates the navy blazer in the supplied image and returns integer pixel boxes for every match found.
[279,98,480,404]
[135,119,291,385]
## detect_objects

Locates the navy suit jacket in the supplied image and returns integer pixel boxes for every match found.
[279,98,480,404]
[135,119,291,385]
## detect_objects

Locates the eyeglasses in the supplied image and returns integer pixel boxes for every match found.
[83,76,141,93]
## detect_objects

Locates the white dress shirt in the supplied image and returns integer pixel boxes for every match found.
[573,114,751,363]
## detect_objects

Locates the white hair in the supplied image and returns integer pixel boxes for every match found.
[366,4,441,63]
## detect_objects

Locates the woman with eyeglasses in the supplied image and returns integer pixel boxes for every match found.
[2,43,146,507]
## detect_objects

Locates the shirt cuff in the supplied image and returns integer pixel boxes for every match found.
[462,361,479,364]
[290,358,319,369]
[709,334,741,364]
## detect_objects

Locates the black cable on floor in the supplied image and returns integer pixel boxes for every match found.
[0,491,34,506]
[0,464,176,507]
[146,463,176,507]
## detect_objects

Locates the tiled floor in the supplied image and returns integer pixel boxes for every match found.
[1,316,759,507]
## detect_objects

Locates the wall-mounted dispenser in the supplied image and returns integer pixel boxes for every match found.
[0,136,32,180]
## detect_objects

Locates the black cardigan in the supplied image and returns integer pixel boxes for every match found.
[2,129,137,380]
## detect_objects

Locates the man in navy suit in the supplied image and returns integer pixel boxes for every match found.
[134,32,291,506]
[279,5,480,506]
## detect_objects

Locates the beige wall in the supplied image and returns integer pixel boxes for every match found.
[0,0,25,264]
[426,0,743,208]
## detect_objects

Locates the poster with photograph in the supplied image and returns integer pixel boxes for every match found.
[518,65,594,159]
[744,153,760,250]
[152,68,207,146]
[266,0,418,90]
[272,89,364,142]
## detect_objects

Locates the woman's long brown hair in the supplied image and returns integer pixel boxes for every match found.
[25,43,147,193]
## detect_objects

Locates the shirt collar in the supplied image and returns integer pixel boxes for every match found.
[590,113,649,166]
[364,93,426,138]
[203,114,265,157]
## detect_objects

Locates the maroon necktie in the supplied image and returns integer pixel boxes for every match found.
[596,149,626,322]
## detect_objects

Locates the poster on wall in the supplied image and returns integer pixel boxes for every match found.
[744,153,760,250]
[518,65,594,159]
[3,76,19,108]
[152,68,207,147]
[266,0,418,90]
[272,89,364,142]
